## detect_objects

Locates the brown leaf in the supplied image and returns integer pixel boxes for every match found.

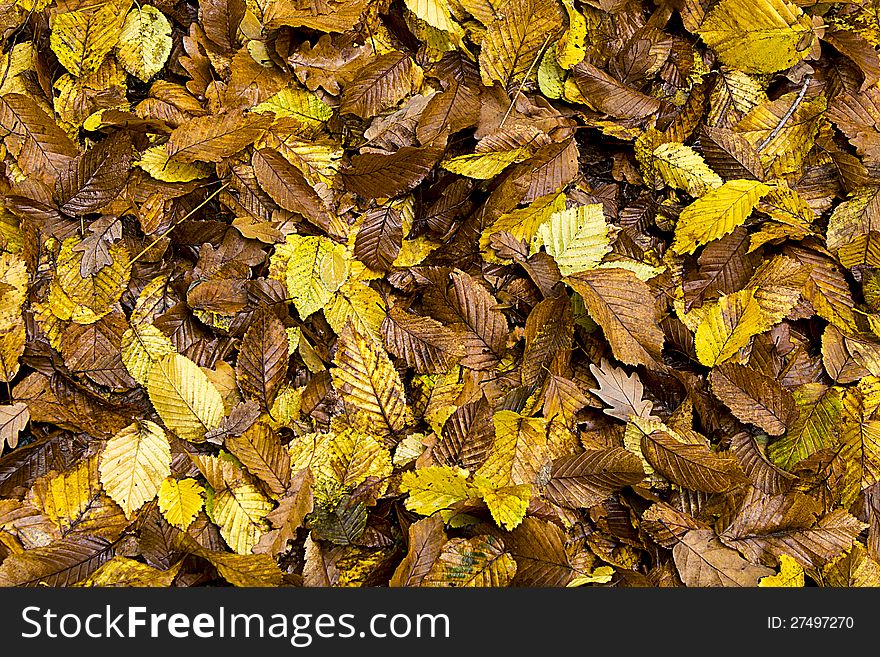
[166,111,272,163]
[252,147,332,229]
[254,469,314,555]
[545,447,645,509]
[73,216,123,277]
[381,305,464,374]
[720,488,865,568]
[588,358,656,422]
[226,422,291,495]
[641,429,748,493]
[730,432,796,496]
[698,126,765,181]
[60,311,137,391]
[343,146,444,198]
[0,93,78,181]
[0,536,115,587]
[673,529,774,587]
[55,132,133,216]
[236,308,289,410]
[0,402,29,451]
[567,268,665,370]
[521,295,574,388]
[710,363,798,436]
[421,269,508,370]
[390,515,446,587]
[506,517,576,586]
[354,205,403,271]
[340,51,419,119]
[201,0,245,51]
[435,397,495,471]
[570,62,662,120]
[683,226,758,312]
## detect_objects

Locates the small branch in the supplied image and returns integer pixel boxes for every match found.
[499,33,554,130]
[130,181,229,265]
[756,74,812,152]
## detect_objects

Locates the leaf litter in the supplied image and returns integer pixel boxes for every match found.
[0,0,878,587]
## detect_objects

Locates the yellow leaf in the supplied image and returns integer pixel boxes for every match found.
[533,203,611,275]
[735,94,826,177]
[76,556,181,587]
[267,384,303,430]
[0,43,35,97]
[568,566,615,586]
[48,237,130,324]
[767,383,840,470]
[0,252,28,326]
[698,0,814,74]
[393,236,441,268]
[331,322,411,440]
[50,1,127,77]
[158,477,204,530]
[99,420,171,517]
[28,456,127,539]
[476,411,549,488]
[555,0,586,69]
[324,279,386,343]
[147,353,225,442]
[822,544,880,587]
[400,465,479,515]
[651,142,722,197]
[745,255,806,325]
[254,87,333,137]
[116,5,172,82]
[839,387,880,505]
[404,0,462,36]
[422,535,517,587]
[0,324,25,383]
[538,50,565,99]
[199,551,283,586]
[478,0,565,89]
[209,483,272,555]
[121,322,176,385]
[479,191,566,259]
[135,145,212,182]
[672,180,772,255]
[759,554,805,587]
[694,289,770,367]
[474,478,530,530]
[314,426,393,495]
[283,234,350,319]
[441,146,534,179]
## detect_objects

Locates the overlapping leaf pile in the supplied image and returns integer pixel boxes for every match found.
[0,0,879,588]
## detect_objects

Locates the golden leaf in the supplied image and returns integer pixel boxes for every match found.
[49,237,130,324]
[147,353,225,442]
[422,535,517,587]
[331,322,411,441]
[759,554,805,587]
[698,0,814,74]
[99,420,171,517]
[209,483,273,555]
[50,1,127,78]
[116,6,172,82]
[158,477,205,531]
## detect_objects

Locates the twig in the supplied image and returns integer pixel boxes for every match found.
[130,181,229,265]
[499,33,554,130]
[756,74,812,152]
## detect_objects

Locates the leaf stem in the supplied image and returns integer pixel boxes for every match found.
[756,74,812,153]
[130,181,230,265]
